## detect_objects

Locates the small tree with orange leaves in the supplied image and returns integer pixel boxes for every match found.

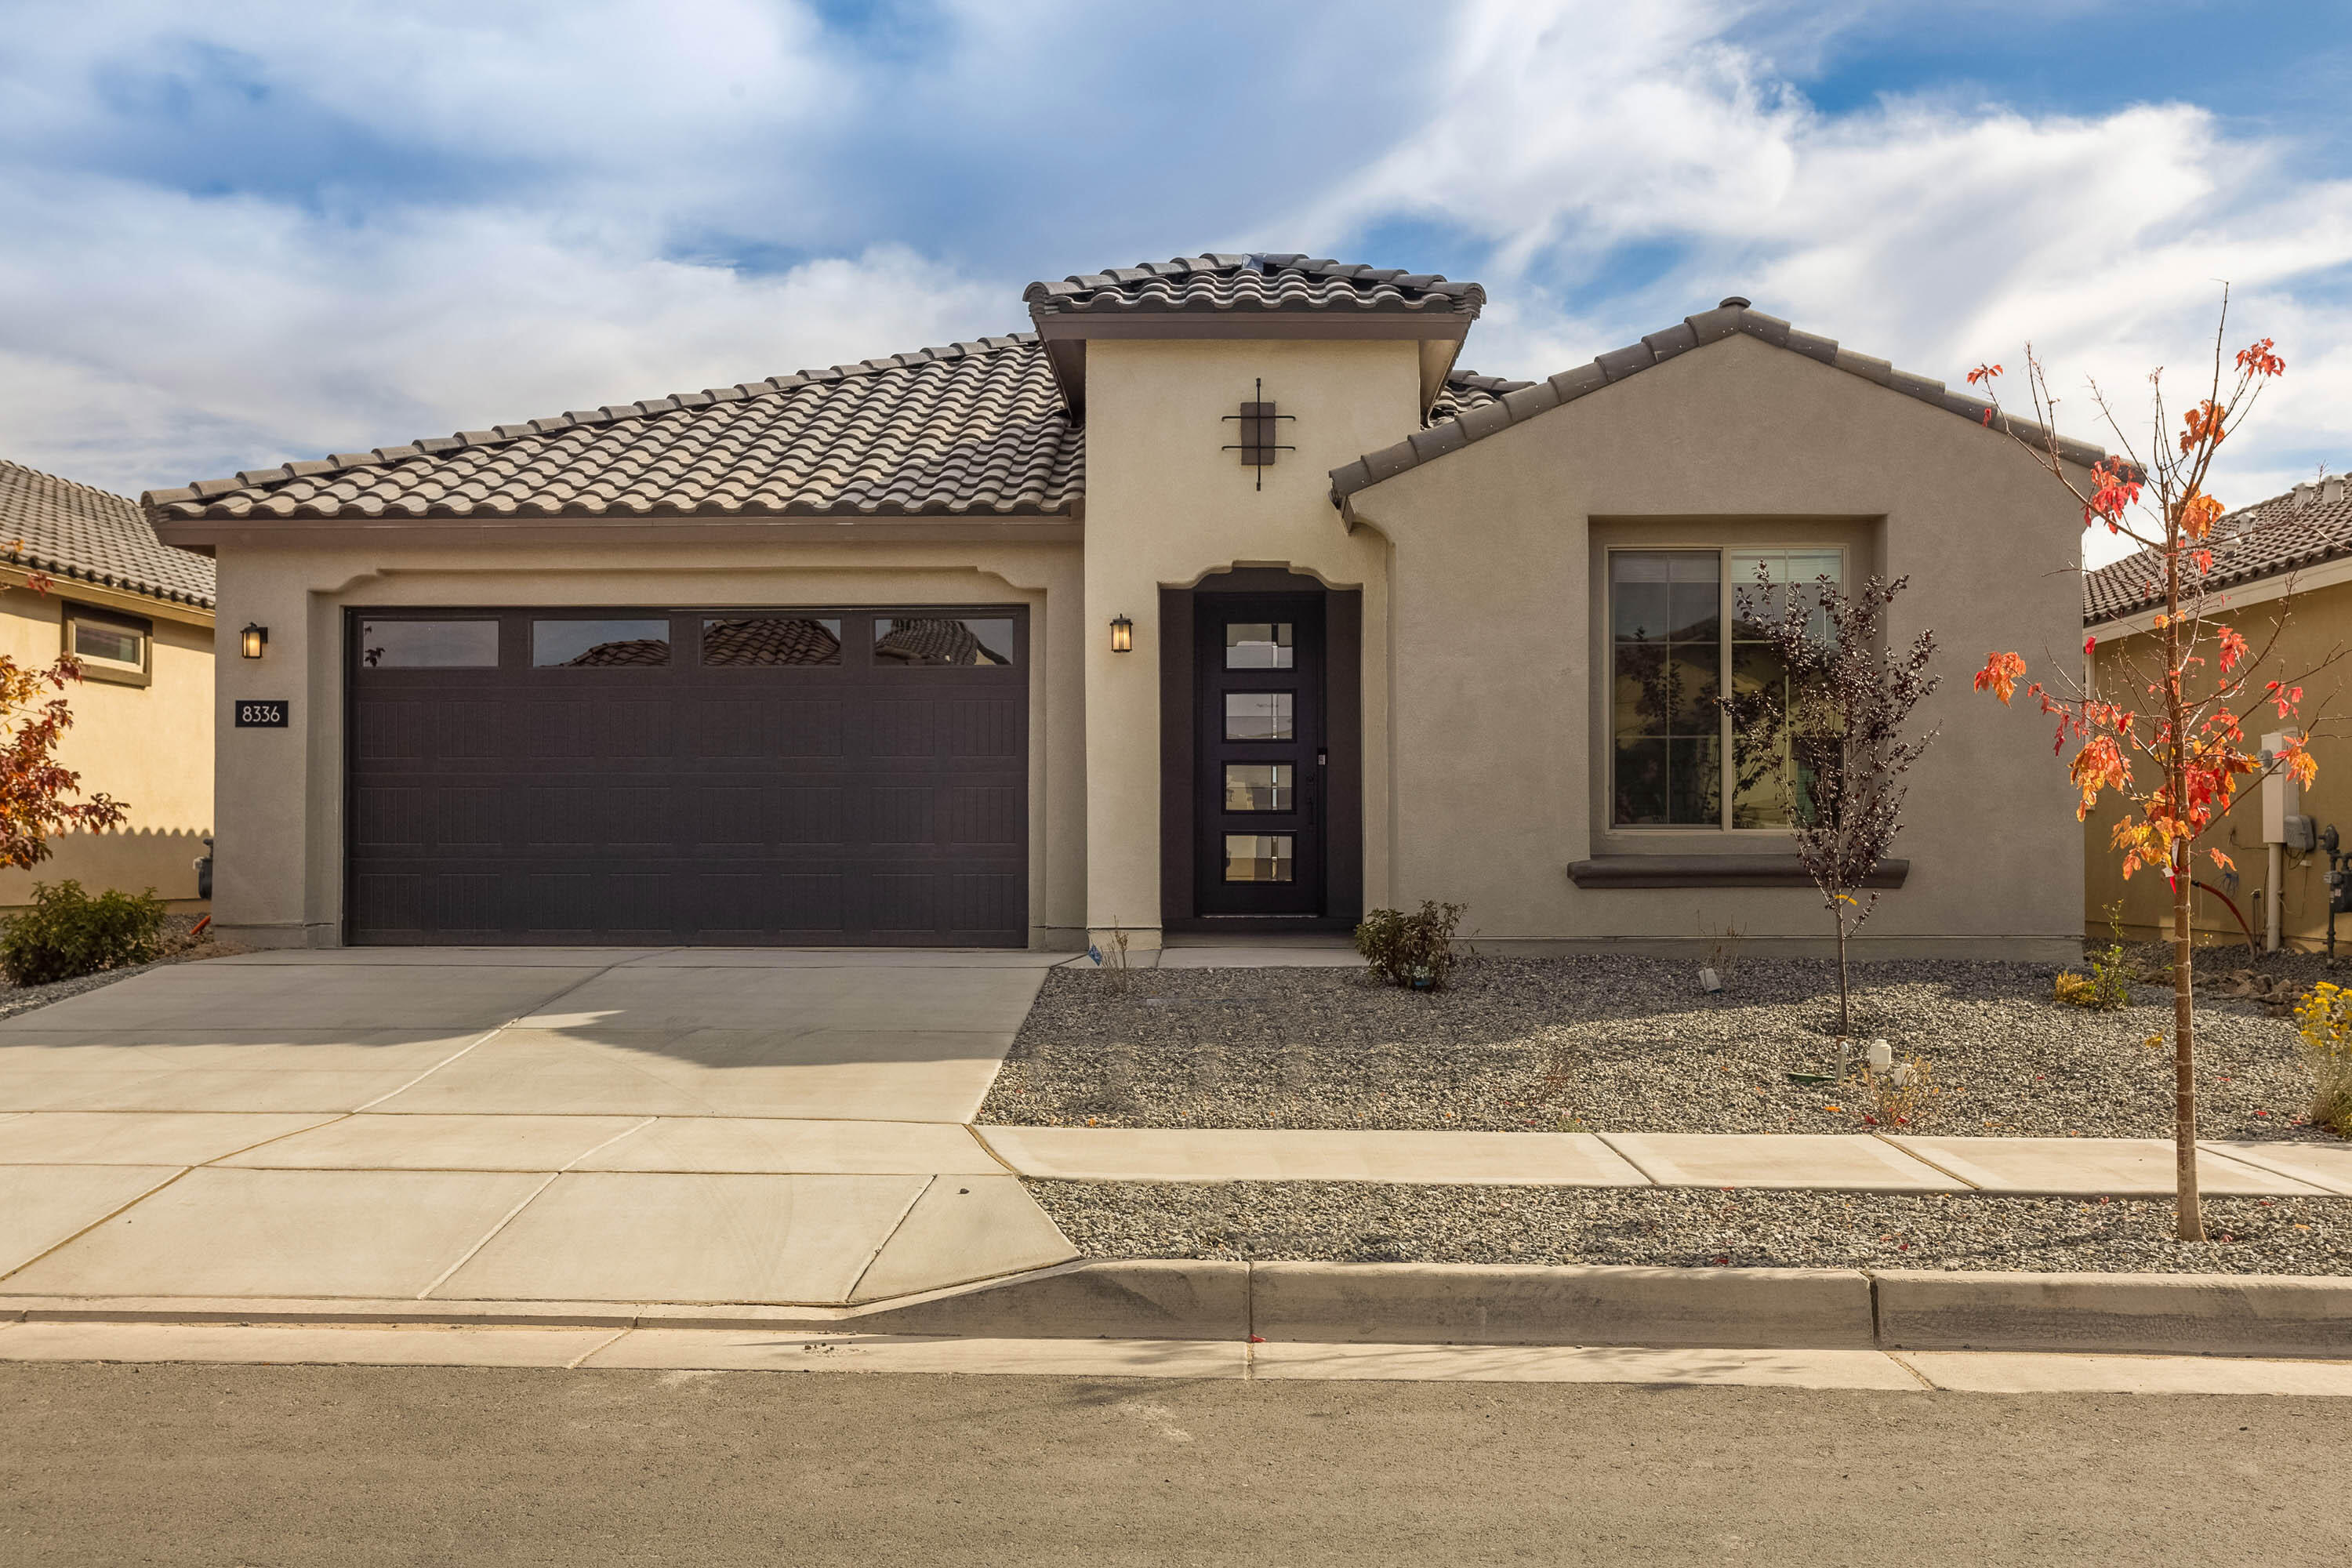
[1968,292,2330,1242]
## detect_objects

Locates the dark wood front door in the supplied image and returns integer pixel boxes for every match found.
[1194,593,1323,916]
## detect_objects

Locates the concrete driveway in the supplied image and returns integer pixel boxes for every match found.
[0,948,1076,1309]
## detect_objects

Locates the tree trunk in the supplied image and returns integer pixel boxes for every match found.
[2164,536,2205,1243]
[2173,841,2202,1240]
[1835,902,1852,1040]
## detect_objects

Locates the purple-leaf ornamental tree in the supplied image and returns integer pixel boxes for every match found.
[1722,568,1939,1041]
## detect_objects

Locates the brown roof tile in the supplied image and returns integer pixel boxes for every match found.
[1328,299,2107,505]
[1023,254,1485,319]
[2085,476,2352,623]
[147,336,1081,524]
[1,458,216,608]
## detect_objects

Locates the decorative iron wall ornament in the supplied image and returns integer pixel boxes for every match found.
[1221,378,1295,491]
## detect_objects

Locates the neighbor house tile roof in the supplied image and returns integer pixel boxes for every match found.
[2,459,216,609]
[2084,477,2352,623]
[1329,299,2106,504]
[146,336,1080,523]
[702,615,843,666]
[1022,254,1486,319]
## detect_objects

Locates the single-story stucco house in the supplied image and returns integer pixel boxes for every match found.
[1,459,215,908]
[2085,471,2352,949]
[144,253,2086,956]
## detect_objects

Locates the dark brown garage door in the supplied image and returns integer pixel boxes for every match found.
[344,607,1027,946]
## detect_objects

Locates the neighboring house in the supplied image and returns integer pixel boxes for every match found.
[0,459,216,907]
[146,252,2086,954]
[2084,472,2352,949]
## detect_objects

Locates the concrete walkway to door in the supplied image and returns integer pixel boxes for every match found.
[0,948,1078,1311]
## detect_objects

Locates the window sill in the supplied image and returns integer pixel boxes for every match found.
[1566,855,1908,889]
[72,661,151,688]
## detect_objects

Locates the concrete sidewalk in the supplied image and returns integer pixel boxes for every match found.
[978,1124,2352,1197]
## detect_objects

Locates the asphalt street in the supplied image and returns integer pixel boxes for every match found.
[5,1361,2345,1566]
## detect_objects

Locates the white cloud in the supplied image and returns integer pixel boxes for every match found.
[1306,0,2352,568]
[0,173,1007,494]
[0,0,2344,550]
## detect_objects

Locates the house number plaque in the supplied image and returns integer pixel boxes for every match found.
[234,699,290,728]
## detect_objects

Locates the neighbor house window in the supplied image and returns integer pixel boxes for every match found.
[64,606,152,686]
[1610,548,1842,829]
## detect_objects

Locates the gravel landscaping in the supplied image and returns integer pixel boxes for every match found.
[1029,1179,2352,1275]
[0,916,233,1023]
[981,949,2352,1142]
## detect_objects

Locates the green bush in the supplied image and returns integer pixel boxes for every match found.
[0,881,169,986]
[1355,900,1467,990]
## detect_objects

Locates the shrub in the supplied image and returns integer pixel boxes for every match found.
[1355,901,1466,990]
[0,881,168,986]
[2291,982,2352,1138]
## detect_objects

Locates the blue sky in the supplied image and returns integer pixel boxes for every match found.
[3,0,2348,566]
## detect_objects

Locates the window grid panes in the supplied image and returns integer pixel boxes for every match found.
[1729,551,1841,828]
[1224,764,1294,812]
[1610,552,1720,826]
[1225,691,1294,741]
[1610,548,1842,831]
[1225,622,1294,669]
[1224,833,1294,883]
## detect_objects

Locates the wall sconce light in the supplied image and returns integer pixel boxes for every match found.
[239,622,268,659]
[1109,614,1134,653]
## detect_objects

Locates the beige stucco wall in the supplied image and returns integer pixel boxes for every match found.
[208,538,1083,948]
[1341,330,2087,957]
[1079,336,1421,947]
[0,583,213,907]
[2085,572,2352,951]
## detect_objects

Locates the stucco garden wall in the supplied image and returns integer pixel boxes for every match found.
[208,538,1083,948]
[1341,330,2086,958]
[0,585,212,908]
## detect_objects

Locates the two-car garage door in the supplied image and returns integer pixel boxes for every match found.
[345,607,1028,946]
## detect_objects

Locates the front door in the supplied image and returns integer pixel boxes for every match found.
[1195,593,1323,916]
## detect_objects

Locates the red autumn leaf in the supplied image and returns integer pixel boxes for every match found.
[1974,651,2027,704]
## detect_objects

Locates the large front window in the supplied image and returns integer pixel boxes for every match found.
[1610,548,1842,829]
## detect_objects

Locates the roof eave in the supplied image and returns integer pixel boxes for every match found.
[1027,311,1472,419]
[1330,301,2107,504]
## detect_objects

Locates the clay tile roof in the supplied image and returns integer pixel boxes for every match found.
[2085,476,2352,624]
[146,336,1081,524]
[873,615,1011,666]
[1022,253,1486,319]
[1431,369,1534,421]
[0,458,216,609]
[558,637,672,667]
[1328,299,2107,506]
[702,615,842,666]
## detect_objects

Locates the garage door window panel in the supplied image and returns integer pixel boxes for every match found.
[532,619,673,668]
[874,617,1016,667]
[702,616,843,667]
[360,619,500,670]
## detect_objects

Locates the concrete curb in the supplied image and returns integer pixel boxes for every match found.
[1250,1262,1875,1349]
[1875,1269,2352,1359]
[8,1262,2350,1358]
